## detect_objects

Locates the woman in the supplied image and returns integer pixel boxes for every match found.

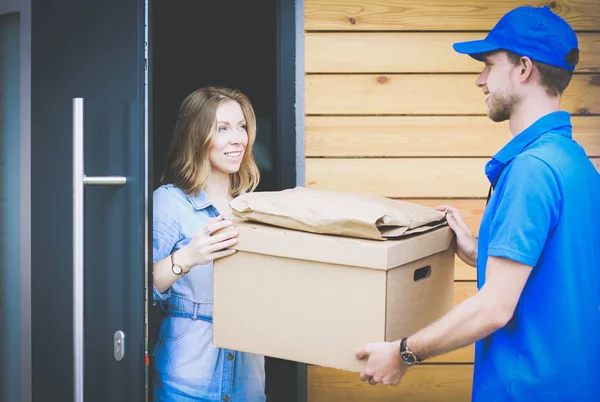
[152,86,265,401]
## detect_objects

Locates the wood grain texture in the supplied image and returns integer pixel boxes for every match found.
[305,158,492,198]
[455,260,477,281]
[427,281,477,363]
[307,364,474,402]
[305,74,600,115]
[305,157,600,197]
[305,116,600,157]
[305,0,600,31]
[305,32,600,73]
[453,281,478,307]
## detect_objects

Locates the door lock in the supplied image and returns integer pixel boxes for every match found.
[114,330,126,361]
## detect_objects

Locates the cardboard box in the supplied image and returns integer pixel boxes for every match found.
[213,220,455,372]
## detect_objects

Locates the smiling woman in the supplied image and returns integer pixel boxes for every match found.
[161,87,260,200]
[215,101,248,165]
[151,86,265,402]
[210,99,260,198]
[149,0,302,399]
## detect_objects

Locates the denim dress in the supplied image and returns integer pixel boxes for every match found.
[152,184,266,402]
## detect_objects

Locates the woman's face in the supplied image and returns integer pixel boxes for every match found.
[208,100,248,175]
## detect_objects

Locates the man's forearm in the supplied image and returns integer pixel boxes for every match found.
[355,257,529,385]
[406,290,509,361]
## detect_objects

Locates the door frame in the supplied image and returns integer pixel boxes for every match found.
[0,1,32,402]
[145,0,306,401]
[275,0,304,191]
[275,2,307,401]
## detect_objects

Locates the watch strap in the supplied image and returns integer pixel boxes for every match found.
[171,253,184,275]
[399,337,421,364]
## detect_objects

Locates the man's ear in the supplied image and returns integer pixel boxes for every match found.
[519,56,535,83]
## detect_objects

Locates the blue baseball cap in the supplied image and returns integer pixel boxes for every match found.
[453,6,579,71]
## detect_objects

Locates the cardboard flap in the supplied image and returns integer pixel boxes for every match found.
[230,187,447,241]
[231,220,455,270]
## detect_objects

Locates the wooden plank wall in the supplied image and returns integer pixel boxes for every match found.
[303,1,600,401]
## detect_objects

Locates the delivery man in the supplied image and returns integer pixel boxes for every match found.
[356,6,600,401]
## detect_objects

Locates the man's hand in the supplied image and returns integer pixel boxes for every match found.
[355,341,408,386]
[436,205,478,267]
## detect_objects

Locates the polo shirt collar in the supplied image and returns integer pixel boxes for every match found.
[494,111,572,164]
[486,111,572,185]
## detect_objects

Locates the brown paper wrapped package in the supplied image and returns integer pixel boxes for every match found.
[229,187,447,241]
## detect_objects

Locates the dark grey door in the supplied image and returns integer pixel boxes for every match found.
[30,1,146,401]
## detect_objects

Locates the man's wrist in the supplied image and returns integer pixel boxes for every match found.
[398,337,423,365]
[406,337,417,356]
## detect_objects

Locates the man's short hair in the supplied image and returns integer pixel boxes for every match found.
[505,50,576,97]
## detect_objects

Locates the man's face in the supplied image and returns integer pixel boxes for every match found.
[476,51,521,122]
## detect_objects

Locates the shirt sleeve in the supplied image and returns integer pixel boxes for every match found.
[487,155,562,267]
[152,187,181,301]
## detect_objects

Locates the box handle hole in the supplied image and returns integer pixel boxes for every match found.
[414,265,431,282]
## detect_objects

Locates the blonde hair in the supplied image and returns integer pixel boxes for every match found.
[162,86,260,197]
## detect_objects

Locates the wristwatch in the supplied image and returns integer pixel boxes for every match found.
[171,253,185,276]
[399,337,421,365]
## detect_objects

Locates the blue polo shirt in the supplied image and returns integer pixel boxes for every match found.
[473,111,600,401]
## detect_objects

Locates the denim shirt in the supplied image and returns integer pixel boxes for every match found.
[152,184,265,402]
[153,184,220,304]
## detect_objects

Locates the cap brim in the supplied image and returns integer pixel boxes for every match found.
[453,39,500,61]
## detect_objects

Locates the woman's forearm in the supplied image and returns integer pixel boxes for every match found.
[152,248,196,294]
[153,256,179,294]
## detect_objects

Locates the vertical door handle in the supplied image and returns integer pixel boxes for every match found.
[73,98,127,402]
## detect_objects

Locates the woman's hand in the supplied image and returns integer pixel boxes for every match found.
[176,216,238,272]
[436,205,478,267]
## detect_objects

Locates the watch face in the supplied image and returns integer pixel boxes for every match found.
[401,352,416,364]
[172,264,182,275]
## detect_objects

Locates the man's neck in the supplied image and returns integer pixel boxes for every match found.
[509,95,561,137]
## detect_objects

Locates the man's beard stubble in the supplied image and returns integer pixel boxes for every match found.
[487,89,518,122]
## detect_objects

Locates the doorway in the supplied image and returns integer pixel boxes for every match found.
[148,1,302,401]
[151,0,280,191]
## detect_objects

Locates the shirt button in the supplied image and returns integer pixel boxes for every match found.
[227,352,234,361]
[223,396,229,402]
